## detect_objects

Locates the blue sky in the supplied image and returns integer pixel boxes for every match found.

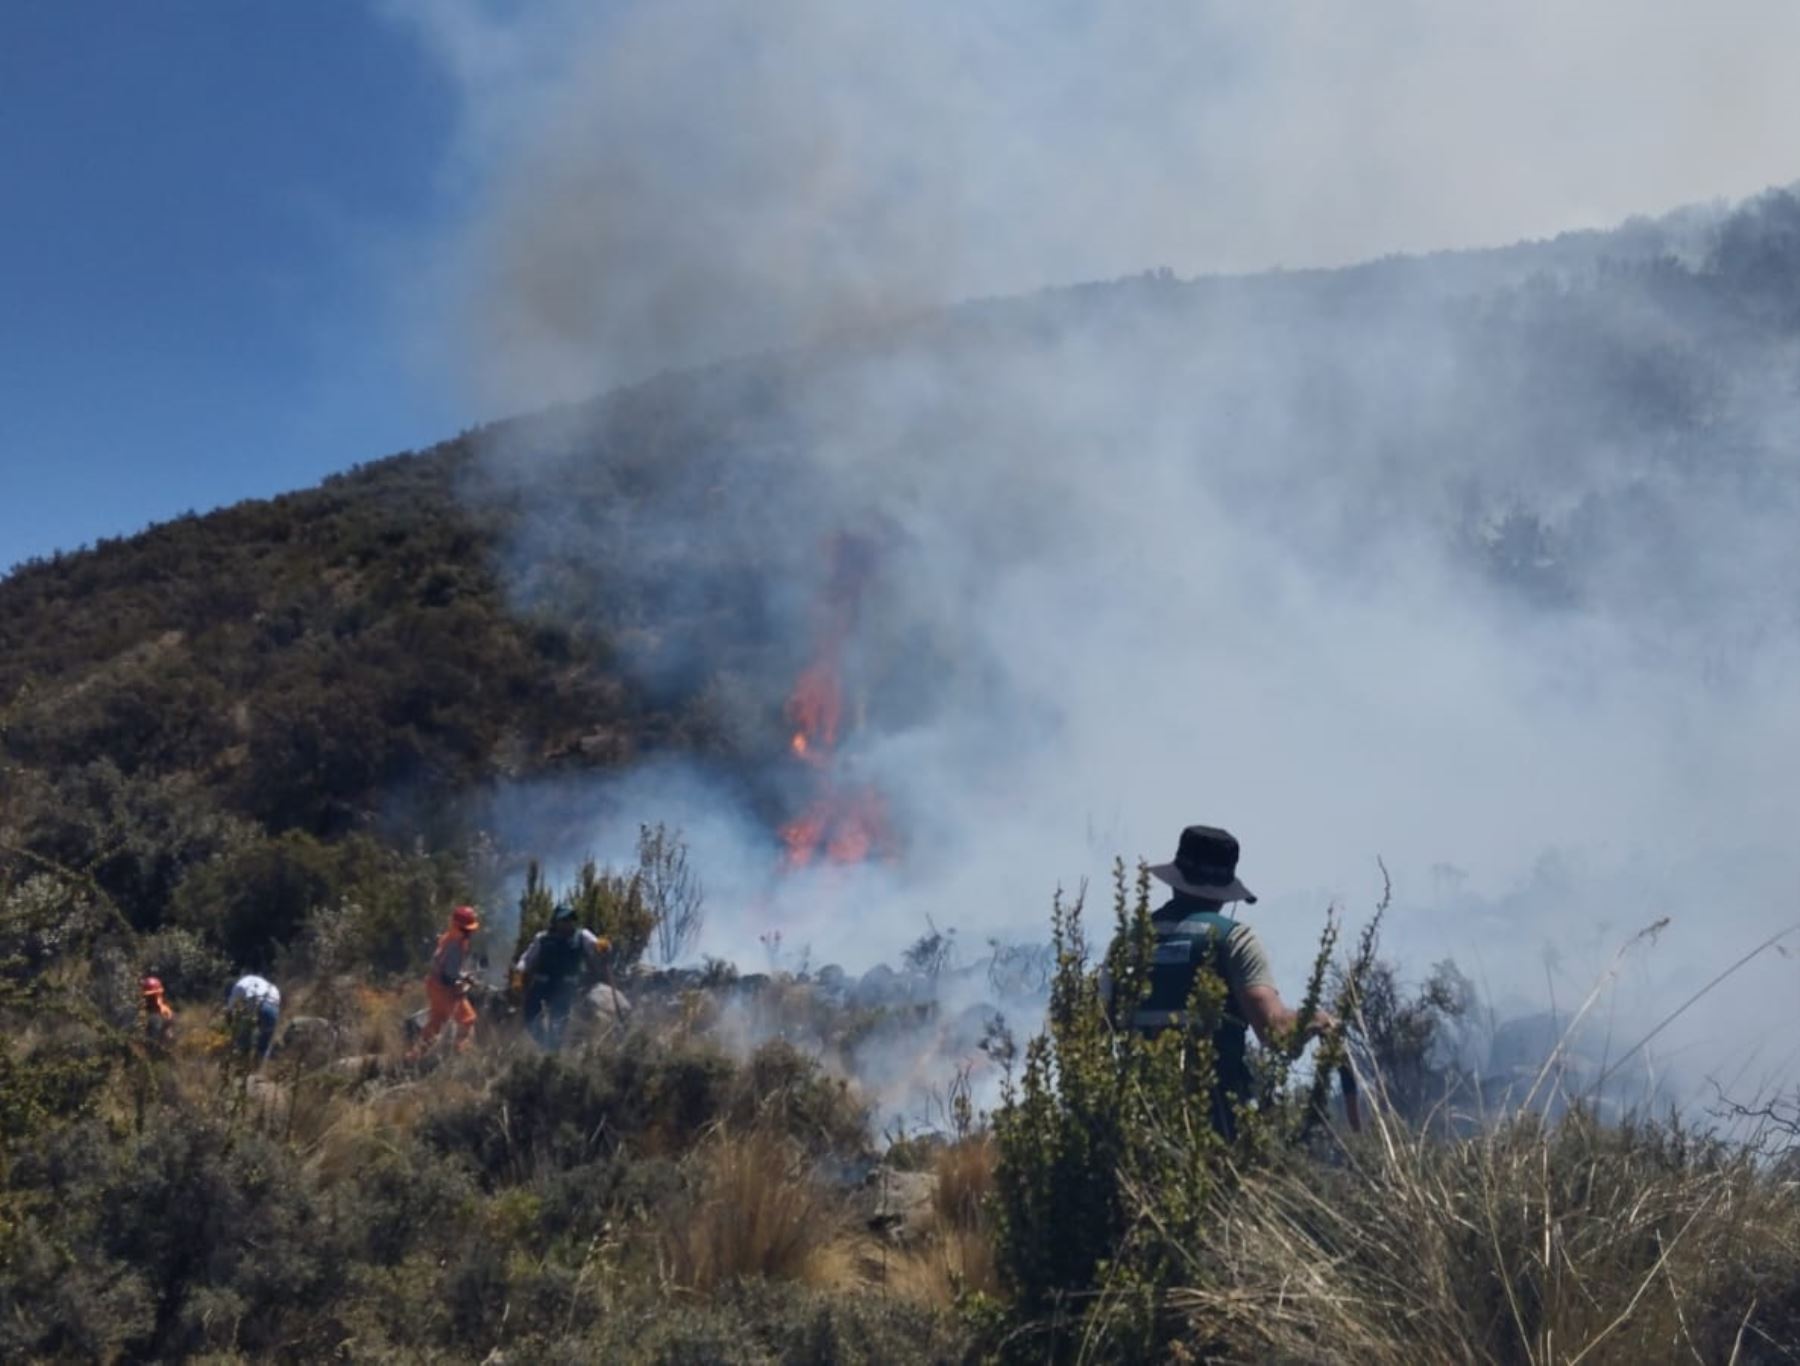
[0,4,468,571]
[5,2,1798,575]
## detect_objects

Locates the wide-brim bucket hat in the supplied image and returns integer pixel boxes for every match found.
[1148,824,1258,904]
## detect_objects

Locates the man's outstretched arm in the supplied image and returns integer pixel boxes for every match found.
[1237,984,1336,1048]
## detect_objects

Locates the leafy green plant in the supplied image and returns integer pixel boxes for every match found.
[512,826,699,975]
[987,861,1353,1360]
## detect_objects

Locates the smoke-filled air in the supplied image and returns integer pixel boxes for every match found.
[384,0,1800,1104]
[17,4,1800,1359]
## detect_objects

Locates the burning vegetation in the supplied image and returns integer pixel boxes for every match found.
[778,532,898,871]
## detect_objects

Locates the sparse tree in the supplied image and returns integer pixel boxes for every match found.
[903,916,955,982]
[639,823,704,964]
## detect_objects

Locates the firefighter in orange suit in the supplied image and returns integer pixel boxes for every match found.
[409,905,481,1060]
[141,975,175,1049]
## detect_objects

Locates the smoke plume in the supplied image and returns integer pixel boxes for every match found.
[390,1,1800,1106]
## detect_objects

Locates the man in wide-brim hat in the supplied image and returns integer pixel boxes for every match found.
[1112,824,1333,1137]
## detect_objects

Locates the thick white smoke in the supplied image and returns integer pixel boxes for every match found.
[391,1,1800,1107]
[392,0,1800,404]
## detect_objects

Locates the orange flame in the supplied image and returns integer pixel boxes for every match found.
[785,660,841,764]
[782,784,893,871]
[776,532,896,870]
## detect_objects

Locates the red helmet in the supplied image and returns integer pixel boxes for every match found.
[141,975,165,997]
[451,905,480,932]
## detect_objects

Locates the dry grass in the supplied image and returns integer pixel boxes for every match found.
[891,1227,1000,1305]
[933,1133,996,1232]
[326,980,417,1059]
[1146,1105,1800,1365]
[820,1135,1003,1308]
[828,1227,999,1308]
[663,1126,843,1292]
[920,1134,1003,1302]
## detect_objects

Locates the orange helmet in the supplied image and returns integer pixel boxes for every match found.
[141,975,165,998]
[451,905,480,932]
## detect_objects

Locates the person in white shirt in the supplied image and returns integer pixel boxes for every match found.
[225,974,281,1060]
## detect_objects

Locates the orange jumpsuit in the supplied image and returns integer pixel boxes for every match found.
[143,991,175,1047]
[414,927,477,1055]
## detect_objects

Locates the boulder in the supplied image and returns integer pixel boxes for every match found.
[855,1165,940,1244]
[326,1053,387,1083]
[243,1074,291,1125]
[853,963,901,1008]
[275,1015,342,1066]
[584,982,634,1023]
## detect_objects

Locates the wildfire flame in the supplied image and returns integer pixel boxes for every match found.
[785,661,841,761]
[778,533,896,870]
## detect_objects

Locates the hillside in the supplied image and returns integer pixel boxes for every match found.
[8,188,1800,1362]
[4,186,1800,946]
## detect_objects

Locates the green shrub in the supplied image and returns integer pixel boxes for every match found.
[135,924,235,999]
[987,863,1348,1359]
[11,761,255,931]
[420,1034,868,1189]
[545,1280,970,1364]
[0,1040,114,1142]
[170,830,482,976]
[513,844,664,974]
[0,1219,154,1362]
[1,1108,348,1361]
[337,1147,479,1267]
[286,836,477,978]
[170,829,339,968]
[0,872,110,1002]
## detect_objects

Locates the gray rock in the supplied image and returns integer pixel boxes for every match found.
[326,1053,387,1082]
[275,1015,342,1065]
[854,963,901,1007]
[855,1166,940,1244]
[583,982,633,1022]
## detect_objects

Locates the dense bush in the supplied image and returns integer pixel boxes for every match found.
[561,1279,971,1364]
[134,923,236,999]
[1,1111,347,1360]
[167,830,483,977]
[170,829,341,968]
[512,835,679,974]
[0,1019,958,1362]
[420,1034,868,1185]
[10,760,256,931]
[986,865,1355,1359]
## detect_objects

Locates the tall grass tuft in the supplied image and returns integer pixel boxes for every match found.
[1156,1106,1800,1363]
[663,1126,840,1292]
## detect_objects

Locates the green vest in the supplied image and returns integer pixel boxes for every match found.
[1130,905,1253,1104]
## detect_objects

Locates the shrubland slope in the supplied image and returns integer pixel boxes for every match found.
[7,187,1800,1363]
[4,187,1799,945]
